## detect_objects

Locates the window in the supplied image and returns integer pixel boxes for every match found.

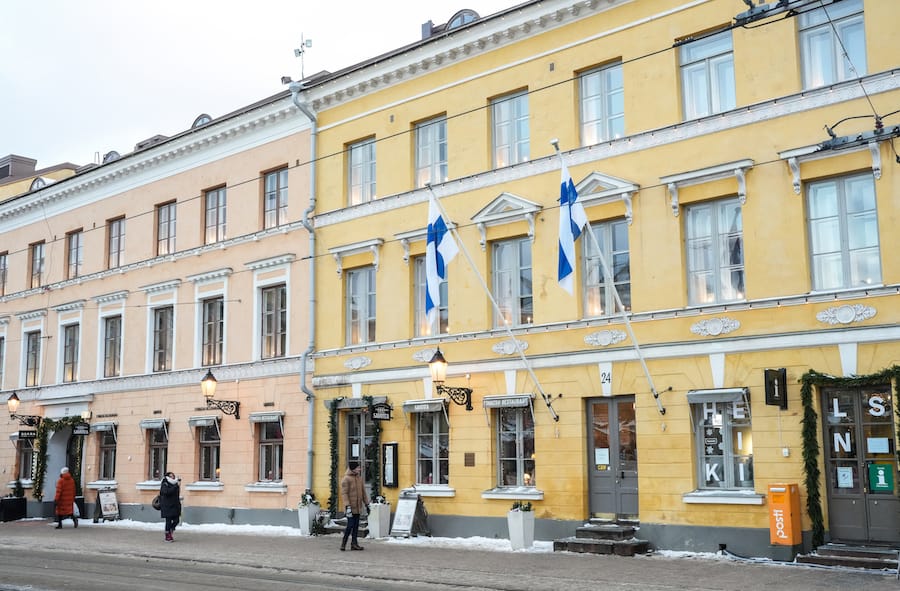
[0,252,7,295]
[807,174,880,290]
[799,0,865,89]
[24,330,40,387]
[346,267,376,345]
[148,426,168,481]
[685,198,744,305]
[497,407,535,487]
[264,168,289,229]
[258,422,283,482]
[157,202,177,256]
[414,256,448,337]
[260,285,286,359]
[492,238,533,327]
[691,392,753,490]
[348,139,376,206]
[152,306,174,372]
[492,92,529,168]
[580,63,624,145]
[680,29,735,120]
[202,297,224,366]
[98,429,117,480]
[17,438,34,481]
[415,116,448,188]
[66,230,83,279]
[30,241,45,288]
[416,411,449,485]
[62,324,79,383]
[205,187,227,244]
[103,315,122,378]
[199,425,221,481]
[107,217,125,269]
[0,336,4,387]
[583,219,630,317]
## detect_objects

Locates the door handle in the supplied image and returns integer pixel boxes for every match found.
[620,471,625,479]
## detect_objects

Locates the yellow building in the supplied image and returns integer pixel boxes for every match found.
[301,0,900,558]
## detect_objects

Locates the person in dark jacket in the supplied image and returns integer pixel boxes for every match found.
[159,471,182,542]
[340,460,369,551]
[54,467,77,529]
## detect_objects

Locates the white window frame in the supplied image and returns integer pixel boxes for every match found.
[30,241,45,288]
[799,0,866,90]
[107,218,125,269]
[205,187,227,244]
[24,330,41,387]
[415,116,448,188]
[685,198,745,305]
[579,62,624,146]
[807,173,881,291]
[348,138,376,206]
[496,406,536,488]
[260,284,287,359]
[416,410,449,486]
[491,91,529,168]
[346,267,376,345]
[0,252,7,295]
[413,256,448,337]
[61,323,80,383]
[202,296,225,366]
[688,389,753,491]
[147,425,168,481]
[102,315,122,378]
[66,230,83,279]
[198,423,221,482]
[583,219,630,317]
[258,421,284,482]
[680,29,735,120]
[151,306,174,372]
[264,168,289,229]
[491,237,533,328]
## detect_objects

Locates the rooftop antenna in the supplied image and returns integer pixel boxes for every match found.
[293,34,313,81]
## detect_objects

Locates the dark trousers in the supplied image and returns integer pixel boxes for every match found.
[342,514,360,545]
[164,516,178,533]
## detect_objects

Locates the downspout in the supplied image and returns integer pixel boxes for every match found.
[290,81,318,492]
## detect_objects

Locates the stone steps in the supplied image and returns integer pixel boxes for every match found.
[796,543,900,571]
[554,519,650,556]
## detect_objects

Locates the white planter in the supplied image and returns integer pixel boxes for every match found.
[367,503,391,538]
[507,510,535,550]
[297,502,320,536]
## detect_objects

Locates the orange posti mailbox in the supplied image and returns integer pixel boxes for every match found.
[768,483,801,545]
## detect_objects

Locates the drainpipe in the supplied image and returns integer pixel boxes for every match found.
[290,81,318,492]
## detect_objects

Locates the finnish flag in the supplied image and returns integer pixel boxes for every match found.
[425,195,459,323]
[557,160,588,295]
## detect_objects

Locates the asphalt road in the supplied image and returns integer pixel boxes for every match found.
[0,519,897,590]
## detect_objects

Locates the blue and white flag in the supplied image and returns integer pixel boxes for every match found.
[425,195,459,323]
[557,160,588,295]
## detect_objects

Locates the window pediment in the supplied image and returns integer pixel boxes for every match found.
[660,159,753,217]
[575,172,639,225]
[471,193,542,250]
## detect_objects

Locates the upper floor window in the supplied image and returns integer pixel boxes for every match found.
[799,0,865,89]
[807,174,880,290]
[492,237,533,327]
[152,306,174,372]
[66,230,83,279]
[348,139,376,206]
[691,392,753,490]
[346,267,376,345]
[580,63,624,145]
[680,29,735,120]
[264,168,289,229]
[685,198,744,305]
[584,219,630,317]
[0,336,5,388]
[205,187,227,244]
[414,256,448,337]
[62,324,79,383]
[492,92,529,168]
[497,406,535,487]
[0,252,7,295]
[25,330,41,387]
[30,241,45,288]
[415,116,448,188]
[157,202,177,256]
[202,297,224,366]
[103,315,122,378]
[260,285,286,359]
[416,411,449,485]
[107,217,125,269]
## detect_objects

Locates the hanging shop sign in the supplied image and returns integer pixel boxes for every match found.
[371,402,392,421]
[17,430,37,440]
[73,423,91,436]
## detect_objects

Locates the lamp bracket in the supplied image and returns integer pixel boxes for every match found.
[10,414,42,427]
[436,384,473,411]
[206,398,241,420]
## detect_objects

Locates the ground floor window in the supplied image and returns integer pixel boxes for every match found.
[258,422,283,482]
[690,390,753,489]
[199,425,221,481]
[148,427,168,481]
[497,406,535,487]
[17,438,34,480]
[98,429,117,480]
[416,411,449,485]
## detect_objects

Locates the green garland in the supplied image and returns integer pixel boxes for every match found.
[799,366,900,548]
[32,416,86,502]
[326,396,383,515]
[363,395,383,501]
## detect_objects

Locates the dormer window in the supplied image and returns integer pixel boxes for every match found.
[447,9,478,30]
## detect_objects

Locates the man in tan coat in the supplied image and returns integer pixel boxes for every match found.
[340,460,369,551]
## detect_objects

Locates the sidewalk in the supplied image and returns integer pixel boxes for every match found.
[2,518,898,591]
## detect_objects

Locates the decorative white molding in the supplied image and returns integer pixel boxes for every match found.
[244,254,295,271]
[690,317,740,337]
[787,156,801,194]
[816,304,876,325]
[329,239,384,276]
[492,339,528,355]
[16,309,47,321]
[584,330,627,347]
[471,193,542,249]
[93,290,129,305]
[574,171,639,225]
[412,348,438,363]
[140,279,181,294]
[187,268,233,283]
[52,300,86,312]
[869,140,882,180]
[667,182,680,217]
[660,159,754,215]
[344,356,373,371]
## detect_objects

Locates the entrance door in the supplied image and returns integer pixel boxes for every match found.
[822,385,900,543]
[588,396,637,517]
[346,411,378,495]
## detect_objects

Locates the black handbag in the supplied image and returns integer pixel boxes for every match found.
[151,495,161,510]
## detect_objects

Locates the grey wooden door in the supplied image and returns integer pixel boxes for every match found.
[588,397,638,517]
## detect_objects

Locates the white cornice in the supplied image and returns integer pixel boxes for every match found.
[244,253,296,271]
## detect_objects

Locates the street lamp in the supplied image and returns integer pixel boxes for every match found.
[427,348,473,411]
[6,393,42,427]
[201,369,240,419]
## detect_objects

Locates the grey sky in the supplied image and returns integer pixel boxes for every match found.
[1,1,514,168]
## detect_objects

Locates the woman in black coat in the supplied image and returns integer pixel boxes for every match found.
[159,471,181,542]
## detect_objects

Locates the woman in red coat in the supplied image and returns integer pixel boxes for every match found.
[54,467,77,529]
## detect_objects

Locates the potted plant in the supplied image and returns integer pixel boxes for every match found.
[1,479,28,522]
[507,501,534,550]
[367,495,391,539]
[297,489,320,536]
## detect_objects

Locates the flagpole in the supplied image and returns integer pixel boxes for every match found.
[551,142,666,416]
[425,184,560,422]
